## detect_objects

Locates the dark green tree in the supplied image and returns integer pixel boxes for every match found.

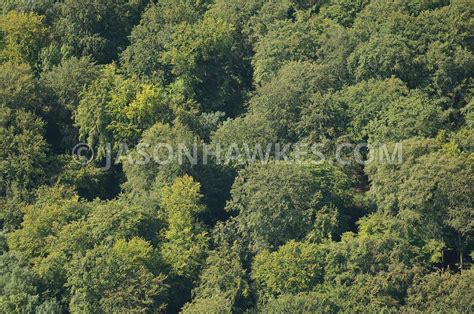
[226,161,351,253]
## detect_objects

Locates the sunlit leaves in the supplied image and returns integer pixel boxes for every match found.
[0,11,46,66]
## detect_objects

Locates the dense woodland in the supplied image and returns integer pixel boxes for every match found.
[0,0,473,312]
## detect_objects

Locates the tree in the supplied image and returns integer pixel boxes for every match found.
[405,269,474,313]
[7,186,89,279]
[186,243,250,311]
[67,238,167,312]
[251,208,447,310]
[297,91,348,143]
[75,64,172,157]
[123,119,233,224]
[305,205,341,244]
[49,154,112,200]
[0,63,42,113]
[252,240,324,300]
[252,15,345,85]
[425,41,474,98]
[349,0,472,95]
[41,56,99,112]
[243,0,293,45]
[1,0,59,22]
[0,252,40,313]
[206,0,265,43]
[6,187,163,304]
[337,78,409,141]
[0,191,27,232]
[0,107,48,197]
[318,211,445,311]
[320,0,369,27]
[41,56,100,151]
[348,34,415,83]
[366,137,473,267]
[160,176,208,280]
[53,0,146,63]
[121,0,208,83]
[61,194,163,248]
[261,291,339,313]
[122,122,201,192]
[161,14,249,114]
[181,295,232,314]
[332,78,442,143]
[0,0,473,311]
[419,1,473,97]
[249,61,343,142]
[210,113,278,167]
[0,11,46,66]
[157,176,209,311]
[226,161,351,253]
[366,90,442,143]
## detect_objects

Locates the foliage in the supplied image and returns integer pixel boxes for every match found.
[250,61,344,142]
[181,294,232,314]
[252,241,324,299]
[0,107,48,197]
[261,291,339,313]
[75,64,173,157]
[7,186,88,266]
[161,14,248,114]
[0,11,46,66]
[66,238,167,312]
[367,138,473,237]
[121,0,208,83]
[53,0,146,63]
[0,252,39,313]
[252,15,345,85]
[226,161,351,253]
[41,56,100,150]
[122,122,201,191]
[0,0,473,312]
[160,176,208,279]
[0,62,43,112]
[320,0,370,27]
[41,56,99,112]
[188,243,250,310]
[405,269,474,313]
[366,90,442,143]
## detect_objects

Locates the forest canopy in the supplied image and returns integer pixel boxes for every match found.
[0,0,473,312]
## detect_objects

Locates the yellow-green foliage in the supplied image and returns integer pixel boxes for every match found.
[0,11,46,65]
[252,241,324,299]
[160,176,209,278]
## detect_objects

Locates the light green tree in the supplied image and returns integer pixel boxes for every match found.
[0,11,46,66]
[75,64,172,157]
[252,240,325,300]
[160,175,209,279]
